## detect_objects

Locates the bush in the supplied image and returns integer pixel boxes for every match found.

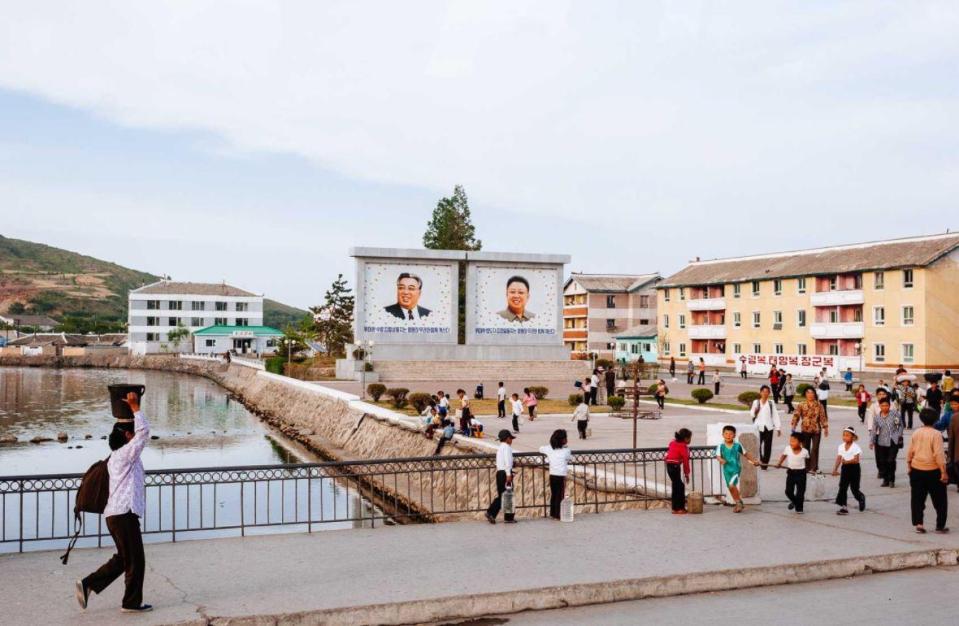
[386,387,410,409]
[367,383,387,402]
[595,358,615,370]
[265,356,285,375]
[407,392,432,412]
[737,391,760,406]
[364,361,374,372]
[528,386,549,400]
[568,393,583,407]
[796,383,813,398]
[691,388,714,404]
[608,395,626,410]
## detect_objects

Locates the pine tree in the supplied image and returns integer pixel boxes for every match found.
[310,274,355,357]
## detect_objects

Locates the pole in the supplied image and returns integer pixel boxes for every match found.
[631,360,639,451]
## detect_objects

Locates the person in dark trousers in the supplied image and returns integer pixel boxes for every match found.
[832,427,866,515]
[496,381,506,418]
[777,433,809,514]
[907,408,949,533]
[870,397,904,488]
[665,429,692,514]
[687,360,695,385]
[751,385,781,469]
[792,386,829,472]
[769,367,781,403]
[571,398,590,439]
[898,379,917,429]
[510,393,523,434]
[782,373,796,413]
[925,381,944,416]
[697,358,706,385]
[669,357,676,379]
[712,370,721,396]
[739,359,748,380]
[76,392,153,613]
[486,430,516,524]
[539,429,572,520]
[604,367,616,402]
[434,422,455,455]
[589,370,599,405]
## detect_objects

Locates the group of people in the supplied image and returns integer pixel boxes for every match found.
[578,367,616,406]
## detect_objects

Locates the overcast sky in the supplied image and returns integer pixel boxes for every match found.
[1,2,957,308]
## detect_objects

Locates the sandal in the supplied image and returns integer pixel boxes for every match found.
[915,526,927,534]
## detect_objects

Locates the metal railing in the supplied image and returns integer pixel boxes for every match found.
[0,447,721,553]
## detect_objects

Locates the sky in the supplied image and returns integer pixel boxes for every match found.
[1,1,957,309]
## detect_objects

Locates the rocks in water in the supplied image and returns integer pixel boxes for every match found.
[76,445,83,449]
[298,428,314,436]
[84,434,93,440]
[57,432,69,442]
[30,436,53,444]
[0,434,17,444]
[100,435,107,440]
[150,435,159,440]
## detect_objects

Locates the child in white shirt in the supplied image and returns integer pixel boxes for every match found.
[510,393,523,434]
[832,426,865,515]
[776,433,810,514]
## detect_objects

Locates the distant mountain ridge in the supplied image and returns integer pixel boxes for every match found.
[0,234,307,330]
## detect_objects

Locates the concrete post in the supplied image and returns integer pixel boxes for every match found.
[738,432,760,500]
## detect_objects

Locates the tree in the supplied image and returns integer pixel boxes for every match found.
[166,323,191,352]
[423,185,482,342]
[277,321,315,361]
[8,302,25,315]
[309,274,354,357]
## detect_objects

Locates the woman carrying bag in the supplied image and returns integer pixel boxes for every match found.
[751,384,782,469]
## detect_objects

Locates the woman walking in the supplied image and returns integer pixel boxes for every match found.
[539,430,573,520]
[907,408,949,533]
[669,357,676,380]
[782,374,796,413]
[523,388,538,422]
[751,385,782,469]
[791,386,829,472]
[655,379,669,410]
[572,397,590,439]
[855,384,871,424]
[665,429,692,514]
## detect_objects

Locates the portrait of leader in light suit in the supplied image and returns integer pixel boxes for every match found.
[497,275,536,323]
[384,272,432,320]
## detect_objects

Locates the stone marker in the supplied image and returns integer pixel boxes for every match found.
[738,432,759,499]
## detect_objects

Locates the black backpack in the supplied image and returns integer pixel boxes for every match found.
[60,456,110,565]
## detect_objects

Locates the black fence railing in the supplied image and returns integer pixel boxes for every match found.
[0,446,721,553]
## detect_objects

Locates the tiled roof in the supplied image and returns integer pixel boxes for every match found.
[6,333,87,347]
[0,314,59,327]
[660,232,959,287]
[567,273,660,293]
[131,280,259,297]
[613,325,658,340]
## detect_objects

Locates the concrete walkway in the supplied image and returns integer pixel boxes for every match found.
[2,484,956,626]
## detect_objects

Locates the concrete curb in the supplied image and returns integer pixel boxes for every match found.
[194,548,959,626]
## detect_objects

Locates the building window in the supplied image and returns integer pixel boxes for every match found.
[773,279,782,295]
[606,318,616,331]
[663,314,669,329]
[679,343,687,357]
[146,332,159,341]
[168,317,177,326]
[639,319,649,325]
[733,343,742,354]
[643,343,652,352]
[236,318,250,327]
[630,343,638,354]
[828,309,839,324]
[639,295,649,308]
[903,269,914,288]
[752,343,761,353]
[874,343,886,362]
[797,310,806,327]
[773,311,783,329]
[236,302,249,312]
[828,344,839,356]
[902,306,914,326]
[774,343,784,354]
[606,295,616,308]
[853,308,863,322]
[902,343,914,363]
[215,317,227,326]
[678,314,686,329]
[664,289,670,302]
[874,271,884,290]
[853,273,863,289]
[733,312,741,328]
[733,284,741,298]
[752,311,760,328]
[797,277,806,294]
[169,300,183,311]
[797,343,807,355]
[874,306,885,326]
[192,301,205,311]
[205,339,215,347]
[663,342,670,355]
[215,301,228,311]
[679,288,685,301]
[147,300,160,310]
[191,317,203,327]
[751,281,760,297]
[146,316,158,326]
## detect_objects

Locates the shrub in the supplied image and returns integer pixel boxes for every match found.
[648,383,659,395]
[737,391,760,406]
[364,362,374,372]
[265,356,285,375]
[386,387,410,409]
[796,383,813,398]
[528,386,549,400]
[691,388,714,404]
[608,395,626,410]
[568,393,583,407]
[595,358,615,370]
[367,383,387,402]
[407,392,432,412]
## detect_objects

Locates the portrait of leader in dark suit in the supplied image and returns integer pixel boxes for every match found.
[497,275,536,323]
[384,272,432,320]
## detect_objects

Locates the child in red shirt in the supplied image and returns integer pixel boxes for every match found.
[665,428,692,514]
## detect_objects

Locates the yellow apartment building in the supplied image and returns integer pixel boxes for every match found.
[656,232,959,375]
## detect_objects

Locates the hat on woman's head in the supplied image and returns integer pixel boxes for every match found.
[842,426,858,440]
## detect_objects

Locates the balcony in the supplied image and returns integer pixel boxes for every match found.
[809,322,864,339]
[687,324,727,339]
[686,297,726,311]
[810,290,864,307]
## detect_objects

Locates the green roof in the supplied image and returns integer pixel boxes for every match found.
[192,325,283,337]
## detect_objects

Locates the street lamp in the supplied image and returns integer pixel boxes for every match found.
[358,339,374,400]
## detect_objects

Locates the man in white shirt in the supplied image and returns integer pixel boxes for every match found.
[510,393,524,433]
[486,430,516,524]
[751,385,782,469]
[77,392,152,613]
[496,382,507,419]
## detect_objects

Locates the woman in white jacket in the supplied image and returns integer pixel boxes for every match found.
[539,429,573,520]
[751,384,782,469]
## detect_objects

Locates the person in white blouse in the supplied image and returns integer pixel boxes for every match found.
[751,384,782,469]
[486,430,517,524]
[77,392,153,613]
[539,429,573,520]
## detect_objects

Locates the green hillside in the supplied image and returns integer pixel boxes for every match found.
[0,234,308,333]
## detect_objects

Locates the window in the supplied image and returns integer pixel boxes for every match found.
[733,284,741,298]
[853,308,863,322]
[147,300,160,310]
[168,317,177,326]
[639,319,649,325]
[663,314,669,329]
[797,344,807,356]
[606,295,616,308]
[169,300,183,311]
[874,306,885,326]
[236,302,249,312]
[679,288,685,301]
[774,343,784,354]
[679,343,687,357]
[853,274,863,289]
[903,269,914,288]
[751,281,760,297]
[874,344,886,362]
[797,310,806,327]
[215,317,227,326]
[797,277,806,294]
[663,342,671,355]
[191,317,203,327]
[902,343,914,363]
[236,318,249,327]
[146,332,159,341]
[773,311,783,329]
[733,312,741,328]
[215,301,228,311]
[733,343,742,354]
[146,316,158,326]
[773,279,782,295]
[191,301,205,311]
[605,318,616,331]
[752,343,761,353]
[902,306,914,326]
[664,288,670,302]
[828,344,839,356]
[828,309,839,324]
[643,343,652,352]
[678,314,686,329]
[874,271,884,290]
[639,295,649,308]
[752,311,761,328]
[205,339,215,347]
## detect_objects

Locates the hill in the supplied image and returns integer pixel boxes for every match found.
[0,235,308,332]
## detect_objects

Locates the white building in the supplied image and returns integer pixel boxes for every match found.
[128,280,264,355]
[192,325,282,355]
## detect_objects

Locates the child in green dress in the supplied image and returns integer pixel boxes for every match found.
[716,425,760,512]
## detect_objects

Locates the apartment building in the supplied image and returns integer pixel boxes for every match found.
[657,233,959,375]
[563,273,660,358]
[128,280,264,355]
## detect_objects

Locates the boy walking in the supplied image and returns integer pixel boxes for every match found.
[496,382,506,418]
[776,433,809,513]
[832,426,866,515]
[486,430,516,524]
[510,392,523,434]
[715,425,759,513]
